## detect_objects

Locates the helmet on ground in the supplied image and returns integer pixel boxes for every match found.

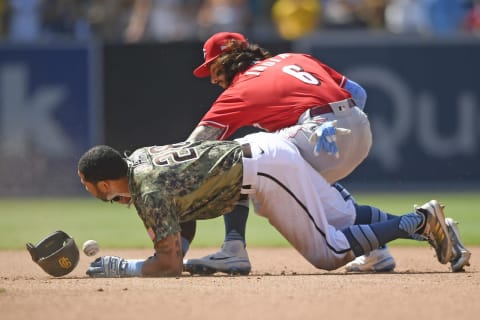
[26,230,80,277]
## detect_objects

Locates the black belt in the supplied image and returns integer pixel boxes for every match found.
[309,98,355,118]
[241,143,252,158]
[240,143,253,196]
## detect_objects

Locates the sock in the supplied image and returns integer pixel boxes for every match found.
[400,211,425,235]
[342,225,380,256]
[224,201,249,244]
[353,204,398,225]
[352,204,400,250]
[332,182,356,203]
[342,213,421,256]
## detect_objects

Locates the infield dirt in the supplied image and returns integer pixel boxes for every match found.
[1,246,478,320]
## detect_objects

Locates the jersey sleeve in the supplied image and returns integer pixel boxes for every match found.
[315,58,348,88]
[197,93,252,140]
[136,193,181,244]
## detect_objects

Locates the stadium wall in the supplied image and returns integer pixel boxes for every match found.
[0,36,478,195]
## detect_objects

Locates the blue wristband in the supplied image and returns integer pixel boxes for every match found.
[126,259,144,276]
[344,79,367,110]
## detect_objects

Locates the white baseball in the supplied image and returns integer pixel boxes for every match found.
[82,240,100,256]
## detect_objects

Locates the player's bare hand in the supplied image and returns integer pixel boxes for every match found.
[309,120,351,158]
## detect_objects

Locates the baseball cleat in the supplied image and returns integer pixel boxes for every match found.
[184,240,251,275]
[415,200,452,264]
[445,218,471,272]
[345,246,396,272]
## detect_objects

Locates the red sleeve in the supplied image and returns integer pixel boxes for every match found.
[316,59,348,88]
[197,92,255,140]
[197,53,352,139]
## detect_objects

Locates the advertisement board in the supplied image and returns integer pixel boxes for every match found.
[0,43,101,196]
[296,36,480,189]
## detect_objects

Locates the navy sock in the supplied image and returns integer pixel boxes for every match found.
[353,204,398,225]
[342,215,418,256]
[224,203,249,244]
[332,182,356,203]
[352,204,400,250]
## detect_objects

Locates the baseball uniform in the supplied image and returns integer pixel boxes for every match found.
[197,53,371,183]
[126,134,357,270]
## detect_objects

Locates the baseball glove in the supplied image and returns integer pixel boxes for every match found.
[26,230,80,277]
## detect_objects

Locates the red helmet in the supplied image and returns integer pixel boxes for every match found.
[193,32,248,78]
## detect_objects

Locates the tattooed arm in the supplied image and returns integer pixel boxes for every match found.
[187,125,224,142]
[141,232,183,277]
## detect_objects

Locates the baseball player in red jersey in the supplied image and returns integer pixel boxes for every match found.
[182,32,392,275]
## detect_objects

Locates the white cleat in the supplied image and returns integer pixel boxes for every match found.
[445,218,471,272]
[345,246,396,272]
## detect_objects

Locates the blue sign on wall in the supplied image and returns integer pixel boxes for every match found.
[0,43,101,196]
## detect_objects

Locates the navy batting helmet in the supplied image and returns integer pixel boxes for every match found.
[26,230,80,277]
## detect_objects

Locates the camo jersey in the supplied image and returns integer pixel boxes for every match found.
[126,140,244,244]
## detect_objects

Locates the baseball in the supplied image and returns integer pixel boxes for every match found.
[82,240,100,256]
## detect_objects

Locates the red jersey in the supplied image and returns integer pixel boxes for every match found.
[198,53,352,140]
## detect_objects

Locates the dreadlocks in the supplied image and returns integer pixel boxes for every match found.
[213,40,272,87]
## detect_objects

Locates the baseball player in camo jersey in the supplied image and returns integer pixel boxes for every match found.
[77,132,469,277]
[182,32,392,275]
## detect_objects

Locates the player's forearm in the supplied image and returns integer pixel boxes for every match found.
[187,125,223,141]
[141,233,184,277]
[141,256,182,277]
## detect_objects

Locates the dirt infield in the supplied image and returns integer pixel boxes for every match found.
[1,247,478,320]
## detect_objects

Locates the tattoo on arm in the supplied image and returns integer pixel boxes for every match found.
[143,233,183,276]
[153,233,183,261]
[187,125,223,141]
[175,237,182,258]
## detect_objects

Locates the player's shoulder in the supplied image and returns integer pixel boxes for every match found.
[290,52,318,61]
[273,52,313,58]
[269,53,320,66]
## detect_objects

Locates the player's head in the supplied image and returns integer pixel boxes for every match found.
[78,145,130,204]
[194,32,271,88]
[193,32,249,78]
[78,145,127,183]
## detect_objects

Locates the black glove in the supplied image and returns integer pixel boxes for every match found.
[86,256,131,278]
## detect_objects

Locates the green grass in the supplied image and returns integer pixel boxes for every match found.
[0,192,478,250]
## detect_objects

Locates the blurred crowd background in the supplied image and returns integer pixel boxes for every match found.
[1,0,479,44]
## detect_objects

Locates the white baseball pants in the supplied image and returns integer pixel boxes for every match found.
[237,133,356,270]
[278,102,372,184]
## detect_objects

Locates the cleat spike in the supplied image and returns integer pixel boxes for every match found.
[446,217,471,272]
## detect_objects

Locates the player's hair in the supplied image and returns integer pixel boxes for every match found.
[78,145,128,183]
[214,39,272,86]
